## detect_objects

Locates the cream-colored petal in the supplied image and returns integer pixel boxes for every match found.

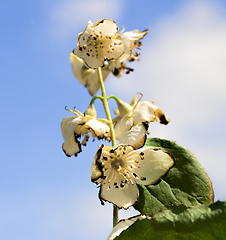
[69,53,111,95]
[107,215,146,240]
[83,66,111,96]
[100,169,139,209]
[77,20,93,46]
[121,29,148,49]
[61,116,80,142]
[113,40,131,67]
[126,147,175,185]
[61,116,83,156]
[114,116,133,140]
[104,39,125,61]
[93,19,119,37]
[73,47,104,69]
[118,123,147,150]
[62,133,81,157]
[133,101,156,125]
[70,53,93,85]
[85,119,110,140]
[91,145,103,183]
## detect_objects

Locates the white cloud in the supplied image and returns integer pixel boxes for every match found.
[108,0,226,200]
[49,0,123,40]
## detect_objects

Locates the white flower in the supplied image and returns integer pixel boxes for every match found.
[69,53,111,96]
[91,123,175,209]
[61,106,110,157]
[113,94,170,140]
[73,19,125,69]
[110,29,148,77]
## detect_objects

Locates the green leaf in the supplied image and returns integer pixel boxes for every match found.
[133,138,214,216]
[115,201,226,240]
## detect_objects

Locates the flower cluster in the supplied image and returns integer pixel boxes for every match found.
[61,19,174,211]
[70,19,148,95]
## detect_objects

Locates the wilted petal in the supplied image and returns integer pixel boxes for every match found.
[85,118,110,140]
[121,29,148,48]
[91,146,103,183]
[126,147,175,185]
[107,215,147,240]
[61,116,82,156]
[69,53,111,96]
[155,108,170,124]
[133,101,156,124]
[118,122,148,150]
[114,116,133,140]
[73,47,104,69]
[93,19,118,36]
[100,175,139,209]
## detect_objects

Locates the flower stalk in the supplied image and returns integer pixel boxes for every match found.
[97,67,118,227]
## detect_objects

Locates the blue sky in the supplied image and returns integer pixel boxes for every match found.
[1,0,226,239]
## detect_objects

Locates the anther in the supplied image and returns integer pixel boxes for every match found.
[133,173,138,178]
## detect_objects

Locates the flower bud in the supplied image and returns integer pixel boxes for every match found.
[116,99,133,117]
[84,104,97,118]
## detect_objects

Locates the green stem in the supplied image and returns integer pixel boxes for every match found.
[97,67,116,146]
[89,95,104,105]
[97,67,118,227]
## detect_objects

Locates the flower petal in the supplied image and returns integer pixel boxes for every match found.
[114,116,133,140]
[155,108,170,125]
[93,19,119,37]
[77,20,93,46]
[126,147,175,185]
[107,215,147,240]
[100,173,139,209]
[62,133,81,157]
[69,53,111,96]
[133,101,156,124]
[104,39,125,61]
[91,145,104,183]
[73,46,104,69]
[121,29,148,49]
[118,122,148,150]
[61,116,80,142]
[85,119,110,141]
[61,116,82,156]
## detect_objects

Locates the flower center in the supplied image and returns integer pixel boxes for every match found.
[79,31,116,60]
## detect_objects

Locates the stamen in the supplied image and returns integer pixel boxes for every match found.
[132,93,143,111]
[133,173,138,178]
[139,152,145,160]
